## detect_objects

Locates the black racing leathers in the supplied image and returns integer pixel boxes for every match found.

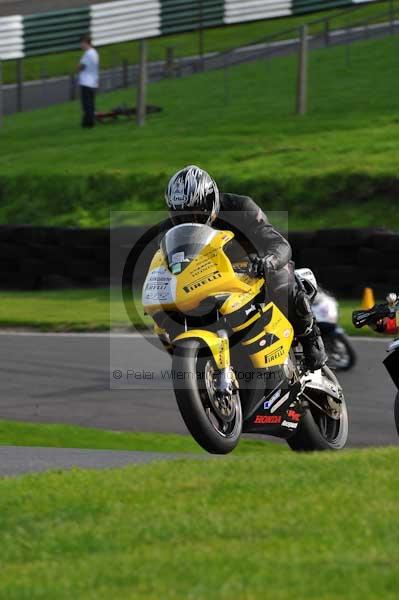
[213,193,292,269]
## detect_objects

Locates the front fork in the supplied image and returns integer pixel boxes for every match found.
[173,328,238,398]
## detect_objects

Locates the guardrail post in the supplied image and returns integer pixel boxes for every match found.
[123,59,129,87]
[223,54,230,106]
[390,0,395,34]
[136,39,148,127]
[165,46,175,78]
[198,0,204,71]
[296,25,308,116]
[345,29,351,66]
[41,64,48,102]
[0,61,3,129]
[69,73,76,101]
[324,19,330,46]
[16,58,23,112]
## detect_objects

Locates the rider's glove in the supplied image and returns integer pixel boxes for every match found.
[248,254,278,278]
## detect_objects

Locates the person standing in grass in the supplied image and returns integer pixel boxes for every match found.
[77,34,99,128]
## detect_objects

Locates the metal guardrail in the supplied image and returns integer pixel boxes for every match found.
[0,15,24,60]
[91,0,161,46]
[23,8,91,56]
[0,0,381,60]
[161,0,224,34]
[224,1,292,25]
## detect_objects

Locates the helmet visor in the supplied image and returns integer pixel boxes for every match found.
[169,209,212,226]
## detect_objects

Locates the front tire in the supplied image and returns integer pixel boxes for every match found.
[173,340,242,454]
[288,366,348,451]
[325,333,357,371]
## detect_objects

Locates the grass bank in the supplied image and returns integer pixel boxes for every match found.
[0,289,368,334]
[1,34,399,229]
[0,446,398,599]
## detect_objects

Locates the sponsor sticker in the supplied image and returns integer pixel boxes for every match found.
[287,410,301,422]
[142,267,177,306]
[263,388,282,410]
[264,346,285,364]
[245,305,257,316]
[183,271,222,293]
[282,420,298,430]
[254,415,282,425]
[171,251,185,264]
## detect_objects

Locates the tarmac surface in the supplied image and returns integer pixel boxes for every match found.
[0,332,397,447]
[0,445,204,477]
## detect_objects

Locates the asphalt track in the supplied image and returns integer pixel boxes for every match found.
[0,332,397,451]
[0,446,206,477]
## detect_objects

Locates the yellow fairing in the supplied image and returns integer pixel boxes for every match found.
[220,278,264,317]
[173,330,230,370]
[241,302,294,369]
[143,230,262,315]
[143,226,293,369]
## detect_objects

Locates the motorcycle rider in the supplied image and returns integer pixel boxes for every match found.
[375,294,399,335]
[163,165,327,371]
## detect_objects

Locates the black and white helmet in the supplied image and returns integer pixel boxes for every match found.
[165,165,220,224]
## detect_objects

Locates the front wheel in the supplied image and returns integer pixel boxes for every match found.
[288,366,349,451]
[172,340,242,454]
[394,393,399,436]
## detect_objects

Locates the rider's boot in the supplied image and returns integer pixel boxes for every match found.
[299,323,328,372]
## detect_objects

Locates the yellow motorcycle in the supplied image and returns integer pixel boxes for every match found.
[142,222,348,454]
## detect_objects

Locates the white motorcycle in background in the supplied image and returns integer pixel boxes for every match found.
[312,289,357,372]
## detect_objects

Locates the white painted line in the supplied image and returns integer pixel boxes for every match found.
[0,331,148,338]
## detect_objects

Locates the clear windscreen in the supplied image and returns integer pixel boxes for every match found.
[161,223,216,274]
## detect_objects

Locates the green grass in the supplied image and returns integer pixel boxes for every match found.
[0,289,370,334]
[0,288,112,331]
[2,1,393,84]
[1,31,399,228]
[0,446,398,599]
[0,419,280,456]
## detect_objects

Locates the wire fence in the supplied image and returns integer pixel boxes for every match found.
[0,3,398,118]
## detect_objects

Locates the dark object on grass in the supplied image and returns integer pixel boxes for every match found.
[95,104,162,123]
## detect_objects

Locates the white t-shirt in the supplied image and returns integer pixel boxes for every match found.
[79,48,99,88]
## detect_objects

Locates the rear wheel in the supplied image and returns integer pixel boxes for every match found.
[287,366,348,451]
[173,340,242,454]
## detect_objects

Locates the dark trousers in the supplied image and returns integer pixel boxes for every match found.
[80,85,96,128]
[267,262,313,337]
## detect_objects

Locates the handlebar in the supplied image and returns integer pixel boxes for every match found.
[352,294,399,329]
[233,266,250,274]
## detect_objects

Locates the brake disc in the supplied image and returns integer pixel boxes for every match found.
[205,362,236,423]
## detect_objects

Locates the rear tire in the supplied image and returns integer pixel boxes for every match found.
[172,340,242,454]
[287,367,348,451]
